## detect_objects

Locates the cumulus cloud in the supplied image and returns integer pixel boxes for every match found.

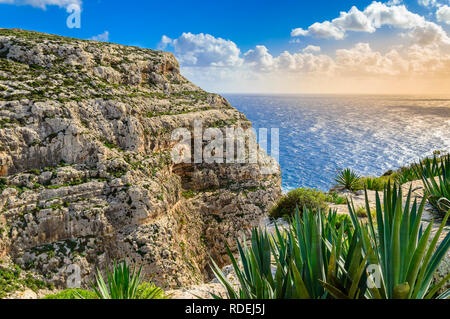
[243,45,334,74]
[332,6,376,33]
[161,32,242,67]
[164,30,450,81]
[243,45,276,72]
[437,5,450,24]
[408,20,450,45]
[157,35,172,50]
[0,0,81,9]
[291,21,346,40]
[89,31,109,42]
[302,45,321,53]
[335,43,407,76]
[291,1,450,46]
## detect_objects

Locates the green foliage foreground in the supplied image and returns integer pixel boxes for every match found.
[414,155,450,215]
[212,184,450,299]
[91,261,164,299]
[42,261,165,300]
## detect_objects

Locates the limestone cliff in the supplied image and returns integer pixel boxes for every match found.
[0,29,281,288]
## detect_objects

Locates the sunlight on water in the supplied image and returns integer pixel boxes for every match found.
[224,94,450,192]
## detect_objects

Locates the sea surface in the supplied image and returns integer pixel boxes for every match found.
[223,94,450,192]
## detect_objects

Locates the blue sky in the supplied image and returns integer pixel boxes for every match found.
[1,0,450,94]
[0,0,385,50]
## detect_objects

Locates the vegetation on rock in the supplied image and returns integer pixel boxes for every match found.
[414,154,450,215]
[91,260,164,299]
[269,187,328,219]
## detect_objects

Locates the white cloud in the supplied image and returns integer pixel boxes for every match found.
[0,0,81,9]
[291,28,308,37]
[302,45,321,53]
[291,1,450,46]
[157,35,172,50]
[363,2,425,29]
[175,37,450,93]
[244,45,334,74]
[408,21,450,45]
[307,21,347,39]
[164,30,450,80]
[162,32,242,67]
[335,43,406,76]
[437,5,450,24]
[90,31,109,42]
[243,45,276,72]
[332,6,376,33]
[292,21,346,40]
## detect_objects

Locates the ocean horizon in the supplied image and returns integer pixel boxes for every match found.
[224,93,450,192]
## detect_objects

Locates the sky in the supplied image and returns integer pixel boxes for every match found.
[1,0,450,94]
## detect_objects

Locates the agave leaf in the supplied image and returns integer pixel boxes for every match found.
[424,273,450,299]
[319,280,350,299]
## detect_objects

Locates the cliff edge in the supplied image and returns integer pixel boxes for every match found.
[0,29,281,288]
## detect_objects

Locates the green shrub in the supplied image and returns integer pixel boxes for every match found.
[135,282,166,299]
[42,289,97,299]
[91,260,164,299]
[413,155,450,215]
[334,168,361,191]
[394,167,417,184]
[269,188,329,219]
[0,266,52,298]
[42,283,165,300]
[325,192,347,205]
[334,213,353,231]
[361,176,388,191]
[354,206,368,217]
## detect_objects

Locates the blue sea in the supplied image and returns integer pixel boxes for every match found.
[223,94,450,192]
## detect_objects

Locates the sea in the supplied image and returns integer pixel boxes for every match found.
[223,94,450,192]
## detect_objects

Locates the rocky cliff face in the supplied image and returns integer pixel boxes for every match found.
[0,29,281,288]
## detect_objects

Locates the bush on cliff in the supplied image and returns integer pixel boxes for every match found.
[91,260,165,299]
[269,188,328,219]
[42,282,166,299]
[414,154,450,215]
[42,289,97,299]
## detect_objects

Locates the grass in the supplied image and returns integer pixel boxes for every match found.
[42,283,166,300]
[42,289,97,299]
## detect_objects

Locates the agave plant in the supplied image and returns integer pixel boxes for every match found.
[91,260,162,299]
[414,155,450,214]
[211,207,367,299]
[334,168,361,192]
[346,183,450,299]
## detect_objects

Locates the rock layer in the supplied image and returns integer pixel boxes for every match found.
[0,29,281,288]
